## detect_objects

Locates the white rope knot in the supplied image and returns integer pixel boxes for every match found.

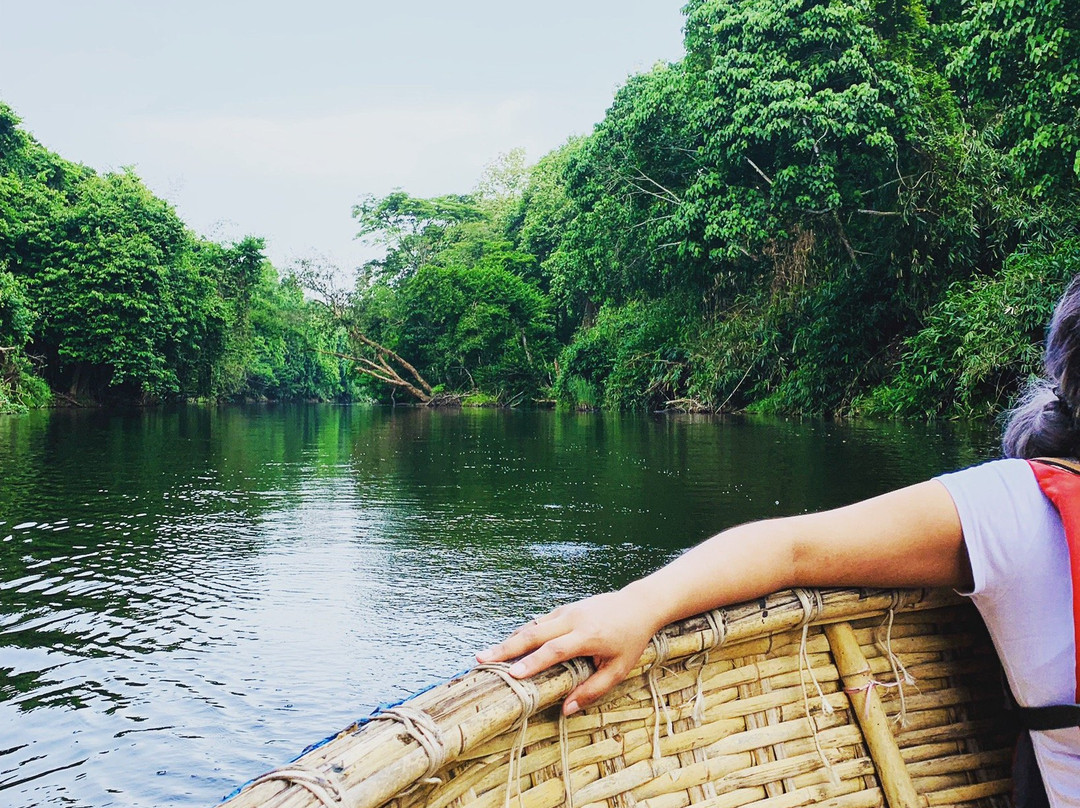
[684,651,710,727]
[251,763,352,807]
[794,587,823,627]
[549,660,591,808]
[704,608,727,649]
[373,705,448,784]
[888,589,905,611]
[796,604,839,787]
[475,662,542,717]
[474,662,544,808]
[560,658,593,690]
[845,677,907,719]
[647,632,675,759]
[650,632,672,667]
[873,608,917,727]
[681,609,726,727]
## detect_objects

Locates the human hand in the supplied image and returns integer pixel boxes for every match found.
[475,589,662,715]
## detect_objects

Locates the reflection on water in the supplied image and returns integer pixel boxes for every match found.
[0,405,997,807]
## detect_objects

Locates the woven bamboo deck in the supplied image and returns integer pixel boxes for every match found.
[218,587,1014,808]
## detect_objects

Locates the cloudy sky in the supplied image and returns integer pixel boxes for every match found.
[1,1,686,270]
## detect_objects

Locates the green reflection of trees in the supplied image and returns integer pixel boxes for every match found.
[337,408,996,558]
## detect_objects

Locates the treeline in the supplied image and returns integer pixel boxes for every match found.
[0,103,357,412]
[330,0,1079,417]
[3,0,1079,417]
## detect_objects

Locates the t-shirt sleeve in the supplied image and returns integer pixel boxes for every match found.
[937,458,1078,798]
[936,458,1060,598]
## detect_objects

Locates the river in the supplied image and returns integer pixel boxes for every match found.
[0,404,998,807]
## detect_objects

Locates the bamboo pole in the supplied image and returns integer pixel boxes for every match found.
[823,623,920,808]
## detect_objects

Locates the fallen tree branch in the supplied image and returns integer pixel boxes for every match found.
[662,397,710,413]
[855,209,902,217]
[319,347,432,403]
[832,210,862,271]
[353,333,433,396]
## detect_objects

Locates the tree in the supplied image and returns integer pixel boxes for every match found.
[955,0,1080,201]
[395,261,555,399]
[352,191,486,281]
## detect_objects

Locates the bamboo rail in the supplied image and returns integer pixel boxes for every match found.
[217,588,1014,808]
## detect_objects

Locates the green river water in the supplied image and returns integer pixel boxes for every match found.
[0,404,998,807]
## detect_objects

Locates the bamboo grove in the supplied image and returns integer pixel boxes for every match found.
[2,0,1078,417]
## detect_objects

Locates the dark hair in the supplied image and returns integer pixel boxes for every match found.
[1003,274,1080,459]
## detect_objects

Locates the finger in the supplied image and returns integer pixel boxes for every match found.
[504,636,576,679]
[504,618,542,641]
[476,616,568,663]
[506,609,560,638]
[563,663,631,715]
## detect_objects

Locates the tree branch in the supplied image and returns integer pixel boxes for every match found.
[631,170,682,204]
[354,333,433,395]
[746,157,774,186]
[832,210,862,270]
[319,346,432,403]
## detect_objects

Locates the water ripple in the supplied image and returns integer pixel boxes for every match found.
[0,404,996,807]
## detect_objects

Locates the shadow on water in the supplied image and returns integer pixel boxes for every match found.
[0,404,998,807]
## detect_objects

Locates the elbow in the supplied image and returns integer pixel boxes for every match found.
[777,512,843,591]
[781,521,806,590]
[753,516,805,591]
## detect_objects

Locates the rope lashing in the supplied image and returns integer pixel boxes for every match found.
[684,608,728,725]
[704,608,727,649]
[794,587,824,627]
[888,589,905,612]
[647,632,675,759]
[371,705,448,789]
[794,589,831,716]
[794,588,839,786]
[556,658,591,808]
[844,677,908,720]
[475,662,543,808]
[560,657,592,690]
[474,662,542,717]
[250,764,352,808]
[873,608,917,727]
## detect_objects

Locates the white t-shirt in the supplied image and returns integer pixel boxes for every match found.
[938,458,1080,807]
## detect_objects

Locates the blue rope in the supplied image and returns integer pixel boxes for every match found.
[220,665,473,803]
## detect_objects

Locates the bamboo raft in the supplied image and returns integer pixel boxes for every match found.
[217,588,1014,808]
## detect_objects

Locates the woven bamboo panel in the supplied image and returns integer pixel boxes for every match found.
[218,588,1014,808]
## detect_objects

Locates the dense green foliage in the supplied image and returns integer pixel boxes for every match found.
[321,0,1077,416]
[3,0,1078,416]
[0,103,351,412]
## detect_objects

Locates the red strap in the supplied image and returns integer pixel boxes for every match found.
[1028,460,1080,703]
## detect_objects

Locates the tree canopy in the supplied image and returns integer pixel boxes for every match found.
[2,0,1078,417]
[0,102,351,410]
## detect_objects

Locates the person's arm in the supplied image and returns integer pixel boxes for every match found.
[476,479,969,714]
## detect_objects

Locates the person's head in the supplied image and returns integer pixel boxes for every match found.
[1003,274,1080,458]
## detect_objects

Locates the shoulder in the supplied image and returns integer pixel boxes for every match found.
[936,458,1040,510]
[937,458,1062,597]
[936,457,1052,533]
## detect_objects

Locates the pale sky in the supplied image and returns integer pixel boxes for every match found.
[0,1,686,271]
